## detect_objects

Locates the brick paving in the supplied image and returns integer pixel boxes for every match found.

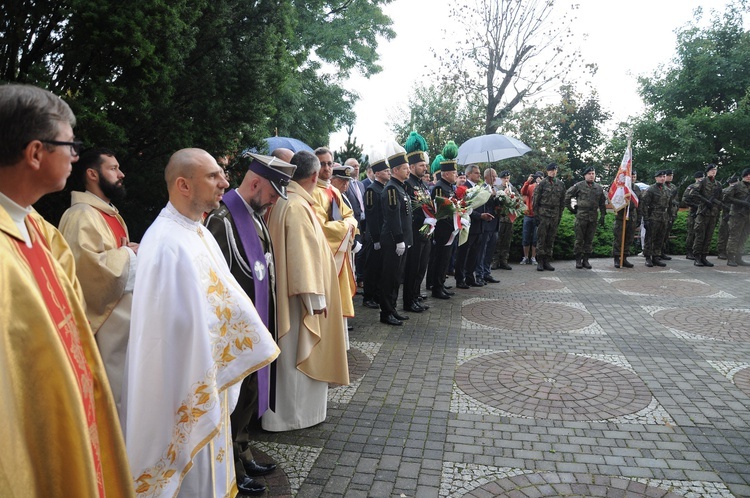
[248,255,750,497]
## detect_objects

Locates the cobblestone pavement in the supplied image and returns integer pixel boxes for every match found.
[248,255,750,497]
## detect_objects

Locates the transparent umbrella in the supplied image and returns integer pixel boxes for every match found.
[457,134,531,165]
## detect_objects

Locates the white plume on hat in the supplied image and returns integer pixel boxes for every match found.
[384,139,406,157]
[368,142,388,166]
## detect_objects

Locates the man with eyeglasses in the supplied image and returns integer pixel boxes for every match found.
[312,146,359,337]
[58,148,139,416]
[205,152,295,496]
[0,83,134,496]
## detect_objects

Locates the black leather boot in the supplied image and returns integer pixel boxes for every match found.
[652,256,666,267]
[543,259,555,271]
[622,257,633,268]
[582,254,592,269]
[645,256,654,267]
[537,257,545,271]
[575,254,583,269]
[614,257,620,268]
[701,255,714,267]
[727,254,738,267]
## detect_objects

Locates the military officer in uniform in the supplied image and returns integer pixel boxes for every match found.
[688,163,723,267]
[639,170,671,267]
[429,155,457,298]
[660,169,679,259]
[716,175,738,259]
[379,146,413,326]
[723,168,750,266]
[532,163,566,271]
[402,132,431,313]
[362,150,390,310]
[611,170,641,268]
[682,171,704,260]
[564,166,607,269]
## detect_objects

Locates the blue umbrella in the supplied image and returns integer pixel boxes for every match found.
[264,136,314,153]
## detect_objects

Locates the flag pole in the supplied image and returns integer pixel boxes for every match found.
[618,134,633,268]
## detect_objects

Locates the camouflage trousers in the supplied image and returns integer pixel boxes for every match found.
[685,214,697,255]
[573,214,598,254]
[692,214,719,255]
[536,214,560,259]
[644,217,668,257]
[727,214,750,256]
[717,216,730,255]
[612,216,637,258]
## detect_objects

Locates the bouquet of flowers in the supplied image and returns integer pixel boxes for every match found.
[455,185,491,245]
[411,189,438,238]
[494,185,526,223]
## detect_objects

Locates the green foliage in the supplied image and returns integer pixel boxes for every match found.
[335,125,366,168]
[632,1,750,178]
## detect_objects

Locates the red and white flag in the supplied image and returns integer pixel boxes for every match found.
[608,140,639,212]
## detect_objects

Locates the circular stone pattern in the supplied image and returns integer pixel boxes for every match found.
[513,279,566,292]
[653,308,750,341]
[455,352,651,421]
[330,347,370,387]
[463,473,683,497]
[462,299,593,332]
[611,278,714,297]
[732,366,750,398]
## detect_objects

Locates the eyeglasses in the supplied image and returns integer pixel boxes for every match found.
[40,140,83,156]
[320,161,333,167]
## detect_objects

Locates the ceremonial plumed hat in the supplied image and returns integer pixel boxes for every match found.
[582,166,594,175]
[705,163,717,173]
[404,131,429,165]
[742,168,750,178]
[368,143,389,173]
[439,141,458,172]
[244,152,296,199]
[694,171,705,178]
[499,170,511,178]
[332,164,353,180]
[385,139,408,168]
[546,163,558,171]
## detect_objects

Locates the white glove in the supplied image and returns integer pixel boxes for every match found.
[374,242,381,251]
[396,242,406,256]
[353,241,362,254]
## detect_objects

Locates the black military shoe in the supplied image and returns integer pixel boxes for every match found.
[431,290,450,300]
[380,314,403,326]
[686,253,695,260]
[701,255,714,267]
[392,311,409,321]
[243,459,277,477]
[645,257,654,267]
[727,257,738,267]
[405,303,424,313]
[537,258,545,271]
[542,260,555,271]
[575,254,583,269]
[652,257,666,267]
[622,258,634,268]
[484,276,500,283]
[363,300,380,309]
[693,258,705,267]
[718,253,727,260]
[496,263,512,270]
[582,256,592,269]
[237,476,266,496]
[456,281,470,289]
[659,254,672,260]
[614,257,620,268]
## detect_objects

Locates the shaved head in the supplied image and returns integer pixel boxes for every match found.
[165,148,214,188]
[271,148,294,163]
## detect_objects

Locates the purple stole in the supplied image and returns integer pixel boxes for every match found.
[222,189,272,416]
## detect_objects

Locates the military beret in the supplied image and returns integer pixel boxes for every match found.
[499,170,510,178]
[582,166,594,175]
[705,163,717,173]
[742,168,750,178]
[694,171,705,178]
[654,170,666,177]
[534,171,544,178]
[664,169,673,175]
[546,163,558,171]
[728,175,739,184]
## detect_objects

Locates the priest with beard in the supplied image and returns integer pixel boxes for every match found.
[59,147,139,414]
[205,152,296,496]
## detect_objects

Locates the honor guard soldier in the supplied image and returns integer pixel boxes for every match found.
[532,163,566,271]
[723,168,750,266]
[611,170,641,268]
[362,146,390,310]
[564,166,606,269]
[639,170,671,267]
[379,141,413,326]
[661,169,679,259]
[682,171,704,259]
[717,175,738,259]
[687,163,723,267]
[402,131,431,313]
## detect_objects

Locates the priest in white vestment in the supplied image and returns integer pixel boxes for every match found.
[121,148,279,498]
[263,150,350,432]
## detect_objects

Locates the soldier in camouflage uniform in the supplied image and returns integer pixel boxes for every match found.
[682,171,704,260]
[659,170,679,260]
[723,168,750,266]
[639,170,671,267]
[716,175,738,259]
[687,164,723,267]
[564,166,607,269]
[532,163,566,271]
[612,171,641,268]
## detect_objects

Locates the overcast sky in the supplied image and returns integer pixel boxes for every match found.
[328,0,731,150]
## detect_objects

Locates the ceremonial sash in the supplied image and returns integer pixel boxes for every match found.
[15,217,105,498]
[222,189,271,416]
[98,209,127,247]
